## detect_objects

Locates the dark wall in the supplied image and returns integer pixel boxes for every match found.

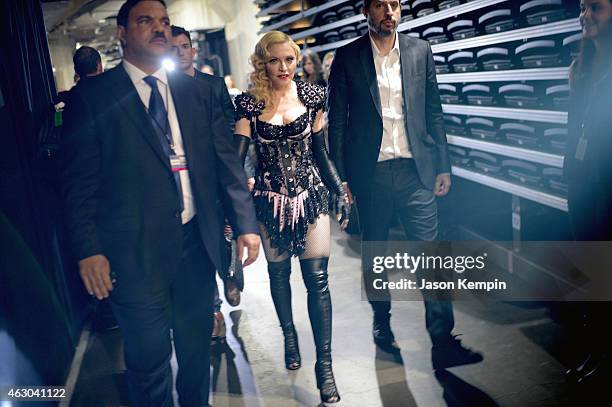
[193,27,231,76]
[0,0,89,386]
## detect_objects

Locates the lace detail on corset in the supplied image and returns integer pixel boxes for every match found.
[253,184,330,256]
[237,82,329,256]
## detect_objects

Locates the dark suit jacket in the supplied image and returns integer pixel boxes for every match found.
[57,76,95,104]
[194,70,236,133]
[193,70,255,197]
[327,34,450,197]
[60,64,258,286]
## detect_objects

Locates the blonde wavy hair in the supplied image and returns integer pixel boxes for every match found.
[249,31,301,111]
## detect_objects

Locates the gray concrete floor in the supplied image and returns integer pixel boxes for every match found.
[69,226,597,407]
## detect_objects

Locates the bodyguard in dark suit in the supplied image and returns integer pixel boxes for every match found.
[169,24,248,339]
[327,0,481,370]
[59,1,260,406]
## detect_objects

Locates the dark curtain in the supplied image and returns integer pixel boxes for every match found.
[0,0,89,386]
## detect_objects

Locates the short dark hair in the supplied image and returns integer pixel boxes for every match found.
[364,0,374,10]
[171,25,192,46]
[117,0,166,27]
[73,46,101,77]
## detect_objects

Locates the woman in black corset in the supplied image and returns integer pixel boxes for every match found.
[232,31,349,404]
[564,0,612,384]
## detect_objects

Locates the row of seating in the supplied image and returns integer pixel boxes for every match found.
[272,0,579,47]
[448,146,567,196]
[432,32,580,74]
[438,81,570,110]
[444,115,568,154]
[313,0,574,28]
[400,0,577,27]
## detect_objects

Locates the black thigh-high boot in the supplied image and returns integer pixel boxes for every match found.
[267,258,301,370]
[300,257,340,404]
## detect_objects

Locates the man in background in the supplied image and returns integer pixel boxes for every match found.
[57,46,104,105]
[59,46,118,332]
[73,45,103,83]
[170,24,255,342]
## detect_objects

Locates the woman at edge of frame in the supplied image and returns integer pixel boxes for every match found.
[564,0,612,384]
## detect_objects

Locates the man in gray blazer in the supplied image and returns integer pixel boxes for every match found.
[328,0,482,370]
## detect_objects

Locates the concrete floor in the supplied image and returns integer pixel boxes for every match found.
[68,226,605,407]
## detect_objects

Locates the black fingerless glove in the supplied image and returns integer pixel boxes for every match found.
[311,129,350,225]
[234,134,250,165]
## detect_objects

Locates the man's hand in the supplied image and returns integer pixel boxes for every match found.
[434,173,451,196]
[78,254,113,300]
[342,182,354,205]
[236,233,261,267]
[247,177,255,192]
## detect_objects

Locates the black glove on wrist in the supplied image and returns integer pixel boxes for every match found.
[311,129,350,226]
[234,134,250,165]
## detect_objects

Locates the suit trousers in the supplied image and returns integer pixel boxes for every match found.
[567,183,612,357]
[110,217,216,407]
[356,158,454,344]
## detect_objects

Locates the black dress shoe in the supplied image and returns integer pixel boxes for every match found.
[566,352,608,384]
[94,299,119,332]
[211,311,226,342]
[432,335,483,370]
[94,315,119,332]
[223,278,241,307]
[373,315,400,352]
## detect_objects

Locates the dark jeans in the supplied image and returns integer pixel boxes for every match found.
[568,183,612,241]
[110,218,216,407]
[567,183,612,357]
[357,158,454,345]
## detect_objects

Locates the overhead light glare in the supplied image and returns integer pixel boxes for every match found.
[162,58,175,71]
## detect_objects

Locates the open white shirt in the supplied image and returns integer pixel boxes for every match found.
[123,59,196,224]
[370,33,413,162]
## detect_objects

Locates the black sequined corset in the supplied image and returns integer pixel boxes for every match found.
[234,81,329,256]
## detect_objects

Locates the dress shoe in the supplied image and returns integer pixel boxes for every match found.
[93,301,119,332]
[373,314,400,352]
[212,311,226,341]
[223,278,241,307]
[432,335,483,370]
[94,314,119,332]
[566,352,608,384]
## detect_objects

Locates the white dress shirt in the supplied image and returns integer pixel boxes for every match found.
[123,60,196,224]
[370,33,413,162]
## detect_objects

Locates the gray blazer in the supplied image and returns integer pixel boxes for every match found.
[327,33,451,197]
